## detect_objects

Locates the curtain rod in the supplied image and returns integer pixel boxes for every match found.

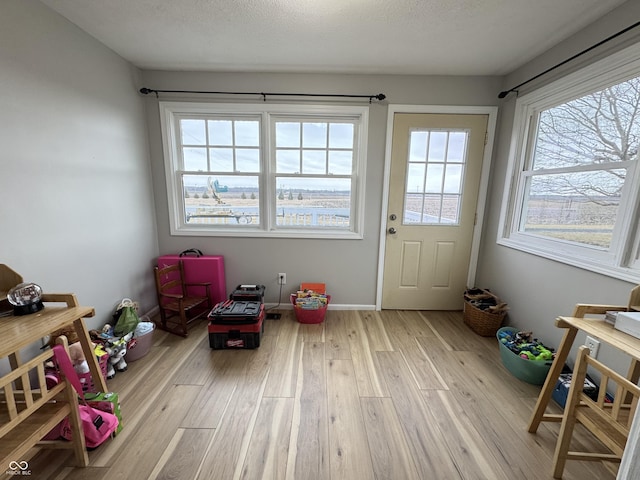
[139,87,386,103]
[498,20,640,99]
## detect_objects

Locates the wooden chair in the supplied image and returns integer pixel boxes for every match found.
[153,261,212,337]
[552,345,640,478]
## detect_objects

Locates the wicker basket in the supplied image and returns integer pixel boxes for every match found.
[463,289,507,336]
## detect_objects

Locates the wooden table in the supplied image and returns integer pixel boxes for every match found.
[0,293,106,467]
[0,293,107,394]
[528,303,640,433]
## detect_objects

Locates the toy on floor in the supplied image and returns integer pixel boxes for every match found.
[105,337,129,379]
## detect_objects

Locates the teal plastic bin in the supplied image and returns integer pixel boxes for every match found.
[496,327,553,385]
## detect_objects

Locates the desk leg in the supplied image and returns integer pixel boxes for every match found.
[528,327,577,433]
[73,318,108,393]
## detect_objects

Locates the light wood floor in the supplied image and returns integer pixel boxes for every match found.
[29,310,618,479]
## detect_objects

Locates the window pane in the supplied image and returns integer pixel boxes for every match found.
[303,123,327,148]
[235,121,260,146]
[409,131,428,161]
[210,148,234,171]
[447,132,467,163]
[329,123,354,148]
[442,194,461,224]
[521,169,625,248]
[423,194,443,222]
[276,122,300,148]
[328,151,352,174]
[276,150,300,173]
[181,119,206,145]
[425,164,444,193]
[534,78,640,170]
[236,148,260,172]
[183,147,207,171]
[183,174,259,226]
[443,164,463,194]
[404,193,423,223]
[428,132,447,162]
[407,163,426,193]
[302,150,326,174]
[208,120,232,145]
[275,177,351,229]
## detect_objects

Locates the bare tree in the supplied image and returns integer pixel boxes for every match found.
[532,77,640,204]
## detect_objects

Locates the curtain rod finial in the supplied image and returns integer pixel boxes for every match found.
[139,87,152,95]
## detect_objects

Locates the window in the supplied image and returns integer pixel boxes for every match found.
[499,45,640,282]
[160,102,368,238]
[405,129,468,225]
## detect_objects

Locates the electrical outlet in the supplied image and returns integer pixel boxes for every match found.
[585,336,600,358]
[278,273,286,285]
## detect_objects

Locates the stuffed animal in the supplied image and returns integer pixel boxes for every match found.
[105,338,128,379]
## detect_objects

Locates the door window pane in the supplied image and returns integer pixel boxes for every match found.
[404,129,468,224]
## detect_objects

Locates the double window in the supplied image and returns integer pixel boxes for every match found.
[160,102,368,238]
[498,45,640,282]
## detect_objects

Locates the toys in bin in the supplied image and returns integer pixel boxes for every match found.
[294,291,329,309]
[291,283,330,324]
[497,329,554,362]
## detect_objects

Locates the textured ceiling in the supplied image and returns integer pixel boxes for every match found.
[40,0,627,76]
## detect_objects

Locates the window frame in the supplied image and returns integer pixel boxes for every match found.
[159,101,369,239]
[498,43,640,283]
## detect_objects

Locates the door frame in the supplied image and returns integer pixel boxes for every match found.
[375,104,499,310]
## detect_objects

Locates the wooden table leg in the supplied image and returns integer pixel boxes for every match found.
[528,326,577,433]
[73,317,108,393]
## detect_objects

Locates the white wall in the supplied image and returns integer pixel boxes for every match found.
[140,71,503,306]
[0,0,158,329]
[477,0,640,373]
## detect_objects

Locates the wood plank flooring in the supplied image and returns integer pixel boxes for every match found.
[26,310,619,479]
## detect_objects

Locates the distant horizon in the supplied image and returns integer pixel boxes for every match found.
[184,185,350,194]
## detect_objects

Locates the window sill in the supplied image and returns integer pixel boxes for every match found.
[170,226,364,240]
[497,237,640,285]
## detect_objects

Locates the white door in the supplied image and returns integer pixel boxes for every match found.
[382,113,488,309]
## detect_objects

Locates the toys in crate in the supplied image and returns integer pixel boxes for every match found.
[497,329,554,361]
[290,283,330,324]
[208,300,265,349]
[496,327,554,385]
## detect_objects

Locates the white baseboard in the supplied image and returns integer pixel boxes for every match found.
[264,303,375,311]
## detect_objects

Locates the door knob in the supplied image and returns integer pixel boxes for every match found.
[388,227,397,234]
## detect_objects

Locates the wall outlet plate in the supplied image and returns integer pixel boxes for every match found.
[585,336,600,358]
